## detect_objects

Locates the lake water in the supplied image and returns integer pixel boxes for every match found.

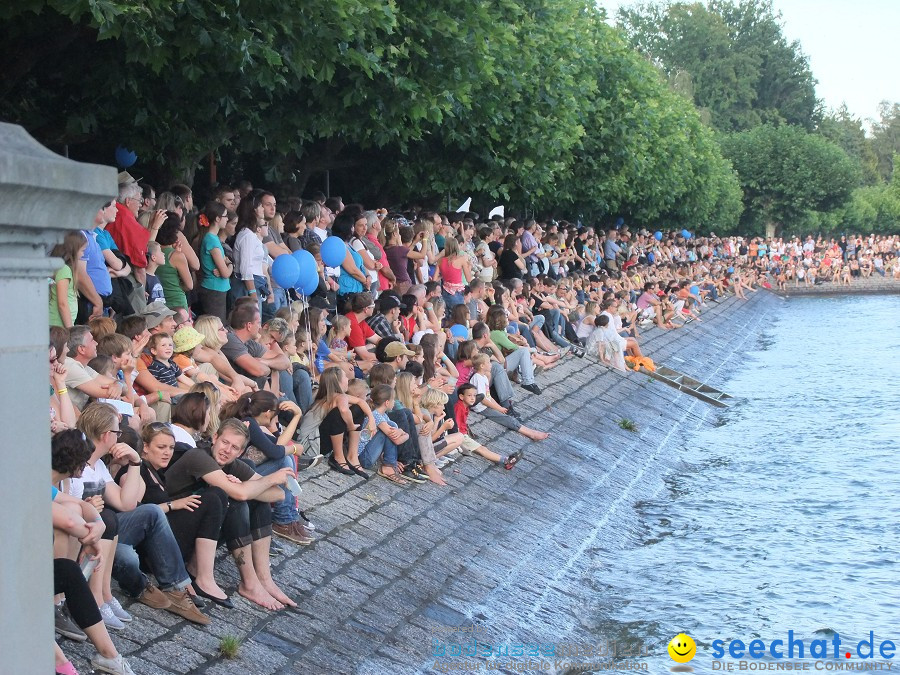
[591,294,900,672]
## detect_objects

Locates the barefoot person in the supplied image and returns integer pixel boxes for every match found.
[161,418,297,610]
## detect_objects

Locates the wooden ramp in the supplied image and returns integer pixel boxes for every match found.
[639,365,733,408]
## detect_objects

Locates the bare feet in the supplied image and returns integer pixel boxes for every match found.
[238,582,283,611]
[423,464,447,486]
[259,579,296,608]
[523,429,550,441]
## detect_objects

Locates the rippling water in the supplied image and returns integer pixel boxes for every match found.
[590,294,900,672]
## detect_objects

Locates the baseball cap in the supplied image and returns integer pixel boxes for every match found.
[384,341,416,359]
[377,294,406,312]
[139,301,177,329]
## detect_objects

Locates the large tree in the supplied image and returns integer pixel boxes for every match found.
[616,0,819,132]
[818,106,881,186]
[719,124,860,236]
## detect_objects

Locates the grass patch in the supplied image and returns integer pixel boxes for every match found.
[618,418,637,432]
[218,636,241,659]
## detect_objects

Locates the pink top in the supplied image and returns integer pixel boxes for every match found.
[455,361,473,386]
[440,257,463,286]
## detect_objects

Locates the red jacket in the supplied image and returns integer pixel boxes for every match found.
[108,202,150,268]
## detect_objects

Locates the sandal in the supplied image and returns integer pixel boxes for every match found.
[328,456,356,476]
[377,468,408,485]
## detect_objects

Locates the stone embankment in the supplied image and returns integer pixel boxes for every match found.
[63,290,776,675]
[774,276,899,297]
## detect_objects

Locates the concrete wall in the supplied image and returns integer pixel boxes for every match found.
[0,123,115,673]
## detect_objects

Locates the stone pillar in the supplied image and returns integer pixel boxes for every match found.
[0,123,115,672]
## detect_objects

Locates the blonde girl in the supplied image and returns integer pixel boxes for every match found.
[327,314,351,351]
[189,381,222,436]
[396,373,447,486]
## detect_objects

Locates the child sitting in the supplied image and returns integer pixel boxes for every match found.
[395,372,445,485]
[146,333,194,392]
[421,386,466,468]
[327,315,351,353]
[357,384,410,485]
[453,383,522,470]
[469,355,549,441]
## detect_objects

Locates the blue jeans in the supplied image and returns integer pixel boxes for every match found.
[255,455,298,525]
[442,290,464,317]
[540,308,570,348]
[278,367,313,413]
[112,504,190,597]
[358,431,399,469]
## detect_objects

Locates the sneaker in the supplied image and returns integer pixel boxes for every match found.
[521,383,542,395]
[137,583,172,610]
[434,457,450,469]
[99,603,126,631]
[298,510,316,531]
[572,346,586,358]
[504,450,523,470]
[55,602,87,642]
[296,453,324,471]
[162,588,211,625]
[273,522,313,545]
[90,653,135,675]
[401,464,428,484]
[106,596,133,623]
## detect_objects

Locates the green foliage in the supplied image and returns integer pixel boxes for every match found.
[618,418,637,431]
[818,106,881,186]
[838,184,900,234]
[871,102,900,184]
[0,0,741,230]
[719,124,860,233]
[617,0,819,132]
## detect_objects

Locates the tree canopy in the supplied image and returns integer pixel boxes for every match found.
[616,0,819,132]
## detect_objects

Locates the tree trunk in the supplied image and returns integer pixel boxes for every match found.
[765,221,783,239]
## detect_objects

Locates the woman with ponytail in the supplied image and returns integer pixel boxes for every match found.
[197,201,233,321]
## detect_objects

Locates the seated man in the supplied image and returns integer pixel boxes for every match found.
[73,403,210,625]
[471,320,540,397]
[162,418,296,611]
[64,325,125,411]
[222,300,296,396]
[365,293,405,341]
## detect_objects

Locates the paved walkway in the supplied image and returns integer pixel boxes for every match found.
[62,291,773,674]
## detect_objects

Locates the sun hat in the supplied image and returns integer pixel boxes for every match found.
[173,327,205,353]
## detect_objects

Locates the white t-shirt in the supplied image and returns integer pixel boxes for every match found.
[67,457,115,500]
[351,238,378,286]
[470,372,490,413]
[171,424,197,448]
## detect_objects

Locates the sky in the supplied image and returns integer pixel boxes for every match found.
[602,0,900,126]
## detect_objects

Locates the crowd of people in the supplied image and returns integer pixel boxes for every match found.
[46,171,899,674]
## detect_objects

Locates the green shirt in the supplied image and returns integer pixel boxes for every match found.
[49,264,77,327]
[490,329,518,353]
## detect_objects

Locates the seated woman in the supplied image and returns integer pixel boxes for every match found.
[117,422,231,607]
[192,314,257,395]
[586,314,628,371]
[161,418,296,611]
[51,481,135,675]
[310,367,371,477]
[50,331,77,434]
[220,391,313,545]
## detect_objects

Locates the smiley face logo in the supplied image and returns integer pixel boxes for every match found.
[668,633,696,663]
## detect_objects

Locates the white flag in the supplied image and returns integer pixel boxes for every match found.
[488,205,505,219]
[455,197,472,213]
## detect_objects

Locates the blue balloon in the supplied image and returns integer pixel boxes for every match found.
[297,273,319,296]
[681,229,690,239]
[271,254,300,288]
[115,146,137,168]
[450,324,469,340]
[321,236,346,267]
[654,231,663,241]
[615,217,625,227]
[291,249,319,292]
